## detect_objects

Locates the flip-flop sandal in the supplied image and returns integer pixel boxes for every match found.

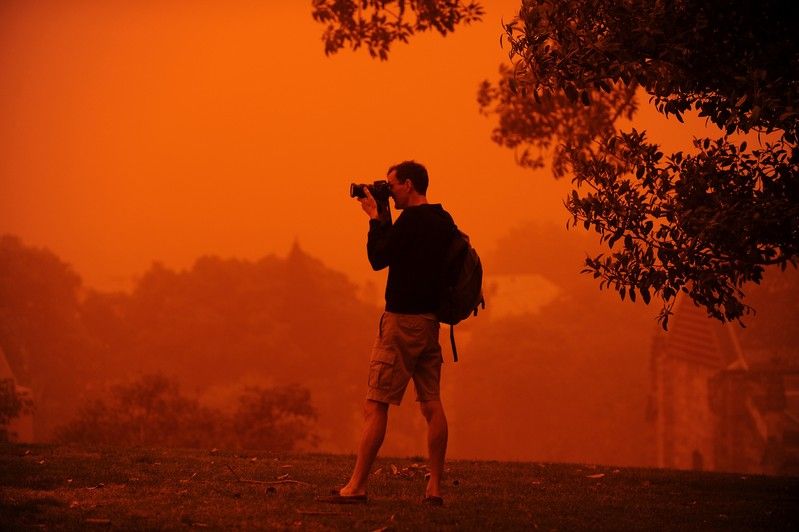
[316,494,368,504]
[422,495,444,507]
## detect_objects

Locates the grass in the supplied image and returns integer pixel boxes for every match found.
[1,444,798,530]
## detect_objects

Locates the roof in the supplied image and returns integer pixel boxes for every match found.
[0,345,16,381]
[658,296,746,370]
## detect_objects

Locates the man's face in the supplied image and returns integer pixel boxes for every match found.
[387,169,412,210]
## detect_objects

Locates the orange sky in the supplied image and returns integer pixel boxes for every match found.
[1,0,718,292]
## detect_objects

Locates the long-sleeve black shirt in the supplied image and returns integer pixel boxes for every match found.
[367,203,456,314]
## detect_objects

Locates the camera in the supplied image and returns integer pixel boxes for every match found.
[349,180,391,202]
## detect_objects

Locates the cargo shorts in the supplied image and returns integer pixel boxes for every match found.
[367,311,443,405]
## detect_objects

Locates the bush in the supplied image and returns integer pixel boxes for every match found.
[0,378,33,442]
[56,374,316,450]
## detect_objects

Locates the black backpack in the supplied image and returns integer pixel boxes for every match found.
[436,227,485,361]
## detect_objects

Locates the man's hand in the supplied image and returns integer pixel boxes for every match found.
[358,186,380,220]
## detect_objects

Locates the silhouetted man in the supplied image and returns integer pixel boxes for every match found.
[324,160,455,506]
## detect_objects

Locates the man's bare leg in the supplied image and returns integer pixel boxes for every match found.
[420,399,448,498]
[339,399,389,496]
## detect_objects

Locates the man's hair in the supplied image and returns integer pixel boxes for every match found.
[388,160,429,195]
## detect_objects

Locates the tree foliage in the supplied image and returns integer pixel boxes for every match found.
[480,0,799,327]
[312,0,484,59]
[478,65,637,178]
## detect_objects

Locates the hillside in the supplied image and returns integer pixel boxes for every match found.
[2,444,797,530]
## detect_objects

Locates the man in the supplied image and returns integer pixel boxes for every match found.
[325,160,456,506]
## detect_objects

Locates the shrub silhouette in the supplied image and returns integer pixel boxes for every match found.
[57,374,316,450]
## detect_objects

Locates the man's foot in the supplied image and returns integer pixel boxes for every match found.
[422,495,444,507]
[331,485,367,497]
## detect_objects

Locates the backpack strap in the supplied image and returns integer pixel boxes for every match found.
[475,297,486,316]
[450,324,458,363]
[449,298,484,362]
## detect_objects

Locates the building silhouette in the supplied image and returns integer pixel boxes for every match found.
[649,297,799,475]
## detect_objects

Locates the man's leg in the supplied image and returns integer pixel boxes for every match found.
[340,399,389,496]
[419,399,448,498]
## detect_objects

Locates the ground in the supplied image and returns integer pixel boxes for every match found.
[1,444,797,530]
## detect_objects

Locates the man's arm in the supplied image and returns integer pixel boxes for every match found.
[358,186,394,271]
[367,218,393,270]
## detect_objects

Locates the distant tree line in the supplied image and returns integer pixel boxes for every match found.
[0,235,378,447]
[2,226,796,463]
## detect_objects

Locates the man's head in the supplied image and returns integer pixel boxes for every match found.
[386,160,429,209]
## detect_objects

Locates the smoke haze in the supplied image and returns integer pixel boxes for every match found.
[3,2,794,468]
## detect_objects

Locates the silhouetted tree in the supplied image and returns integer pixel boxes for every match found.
[478,65,638,178]
[0,235,95,437]
[318,0,799,328]
[312,0,484,59]
[483,0,799,328]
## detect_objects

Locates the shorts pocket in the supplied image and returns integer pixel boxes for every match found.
[397,316,425,333]
[368,349,395,390]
